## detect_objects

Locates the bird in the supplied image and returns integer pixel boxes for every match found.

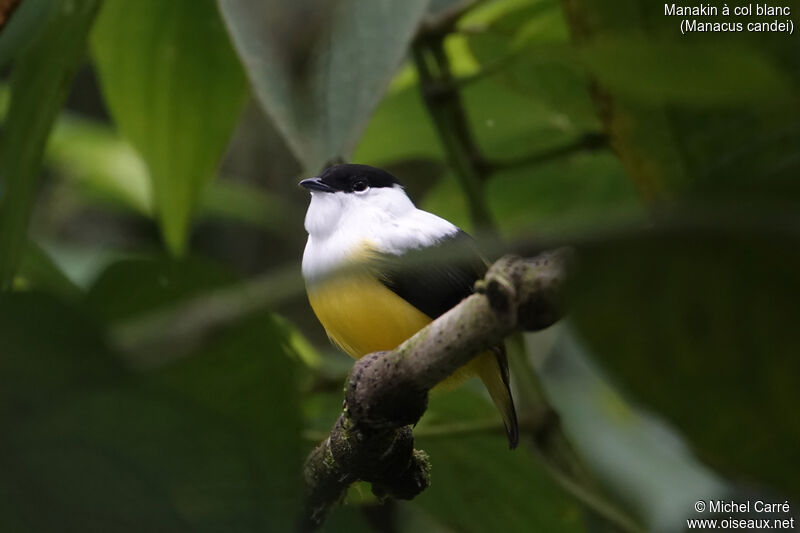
[300,163,518,449]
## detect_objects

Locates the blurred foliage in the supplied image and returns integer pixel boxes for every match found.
[91,0,248,256]
[0,0,99,289]
[528,326,730,532]
[1,284,302,531]
[415,390,584,532]
[567,219,800,500]
[219,0,430,174]
[1,0,799,531]
[0,0,57,69]
[563,0,800,201]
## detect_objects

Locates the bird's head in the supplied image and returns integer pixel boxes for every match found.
[300,164,414,238]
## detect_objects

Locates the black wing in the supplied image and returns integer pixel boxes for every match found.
[375,230,487,319]
[377,230,520,449]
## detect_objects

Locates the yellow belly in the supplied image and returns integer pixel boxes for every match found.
[307,271,517,445]
[307,272,491,389]
[307,273,431,358]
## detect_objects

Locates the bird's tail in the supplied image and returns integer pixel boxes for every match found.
[475,346,519,449]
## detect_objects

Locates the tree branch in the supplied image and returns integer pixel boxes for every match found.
[488,132,609,172]
[412,35,495,230]
[301,250,571,530]
[0,0,22,32]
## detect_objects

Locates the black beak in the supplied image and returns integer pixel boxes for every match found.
[299,177,335,193]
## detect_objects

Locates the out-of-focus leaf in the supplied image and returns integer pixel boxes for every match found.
[461,57,590,162]
[412,389,584,532]
[424,149,639,236]
[567,214,800,500]
[562,0,800,202]
[145,313,303,532]
[0,294,123,415]
[410,67,637,234]
[85,256,233,322]
[579,39,792,107]
[486,151,639,235]
[355,83,443,165]
[0,0,56,68]
[46,113,291,232]
[47,115,153,215]
[273,314,324,369]
[17,240,83,301]
[88,256,303,528]
[466,0,598,127]
[530,325,730,531]
[33,241,129,291]
[1,260,303,530]
[218,0,431,173]
[0,0,100,289]
[91,0,248,256]
[357,62,616,234]
[198,180,291,231]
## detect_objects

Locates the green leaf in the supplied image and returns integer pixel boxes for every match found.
[562,0,800,202]
[198,179,292,232]
[579,38,792,108]
[17,240,83,301]
[85,256,234,322]
[218,0,431,173]
[0,0,100,290]
[0,293,124,415]
[46,113,293,232]
[567,214,800,500]
[531,326,730,530]
[91,0,248,256]
[355,82,443,166]
[465,0,598,127]
[47,114,154,215]
[1,270,303,530]
[414,389,584,532]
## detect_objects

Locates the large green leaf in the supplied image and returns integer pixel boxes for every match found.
[85,256,233,322]
[530,326,730,531]
[91,0,248,256]
[218,0,431,173]
[47,114,153,215]
[45,113,292,233]
[17,241,83,301]
[1,263,303,530]
[465,0,598,128]
[0,0,100,289]
[561,0,800,201]
[567,215,800,500]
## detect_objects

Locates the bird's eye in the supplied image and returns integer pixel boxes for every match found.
[352,180,369,193]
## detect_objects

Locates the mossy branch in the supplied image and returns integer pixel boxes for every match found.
[300,250,571,531]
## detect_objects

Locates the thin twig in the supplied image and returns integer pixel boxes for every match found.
[533,449,645,533]
[489,132,609,171]
[412,37,495,229]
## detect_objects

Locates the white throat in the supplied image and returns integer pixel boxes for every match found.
[301,185,458,282]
